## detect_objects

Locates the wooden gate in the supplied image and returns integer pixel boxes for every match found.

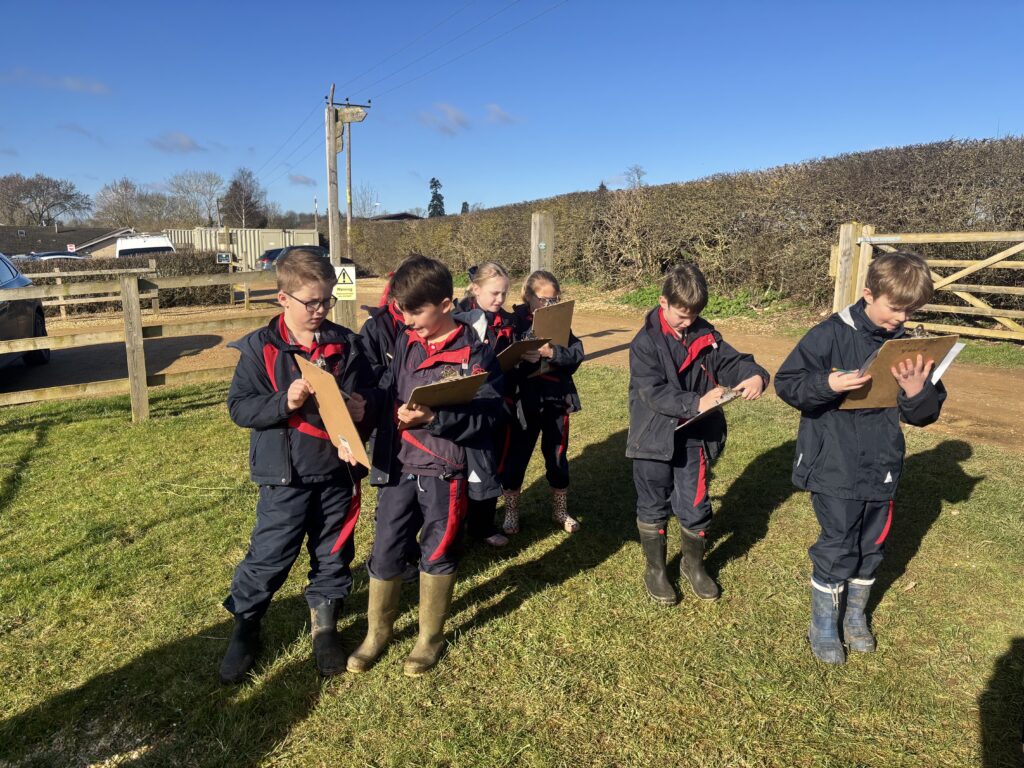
[831,222,1024,341]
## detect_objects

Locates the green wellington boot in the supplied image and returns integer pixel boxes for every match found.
[346,577,402,673]
[403,572,457,677]
[679,527,720,601]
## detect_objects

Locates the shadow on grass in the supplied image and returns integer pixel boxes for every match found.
[0,596,324,767]
[871,439,980,610]
[979,636,1024,768]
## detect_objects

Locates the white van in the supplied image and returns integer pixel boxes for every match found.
[115,234,176,259]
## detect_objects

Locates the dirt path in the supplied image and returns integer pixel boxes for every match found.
[2,279,1020,453]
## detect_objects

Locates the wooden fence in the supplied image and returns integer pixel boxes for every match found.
[830,222,1024,341]
[0,271,281,421]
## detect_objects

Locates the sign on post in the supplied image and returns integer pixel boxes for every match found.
[333,264,357,301]
[66,243,76,252]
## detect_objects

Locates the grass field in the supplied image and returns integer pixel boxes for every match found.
[1,367,1022,767]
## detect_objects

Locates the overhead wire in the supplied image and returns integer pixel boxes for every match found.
[251,100,322,177]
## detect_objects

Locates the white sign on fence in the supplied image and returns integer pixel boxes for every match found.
[333,264,357,301]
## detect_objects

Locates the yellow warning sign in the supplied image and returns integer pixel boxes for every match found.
[333,265,357,301]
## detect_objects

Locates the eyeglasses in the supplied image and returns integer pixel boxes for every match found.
[284,292,337,313]
[537,296,560,307]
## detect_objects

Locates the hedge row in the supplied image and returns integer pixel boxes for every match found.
[350,137,1024,307]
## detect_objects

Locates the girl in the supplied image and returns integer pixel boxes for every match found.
[502,270,584,535]
[455,262,518,548]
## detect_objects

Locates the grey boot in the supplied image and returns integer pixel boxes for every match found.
[310,599,346,677]
[636,520,678,605]
[403,572,457,677]
[219,615,261,684]
[347,577,402,673]
[679,527,720,601]
[809,581,846,664]
[843,579,877,653]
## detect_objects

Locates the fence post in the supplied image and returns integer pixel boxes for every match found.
[531,211,554,273]
[148,258,160,315]
[54,266,68,320]
[832,222,861,312]
[854,224,875,299]
[120,275,149,422]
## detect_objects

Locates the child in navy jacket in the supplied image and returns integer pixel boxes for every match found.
[775,251,946,664]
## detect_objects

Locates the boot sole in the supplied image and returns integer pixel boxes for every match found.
[644,587,678,606]
[683,580,720,601]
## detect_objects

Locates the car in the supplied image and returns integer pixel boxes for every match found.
[115,234,176,258]
[276,245,330,262]
[257,248,284,270]
[29,251,88,261]
[0,252,49,368]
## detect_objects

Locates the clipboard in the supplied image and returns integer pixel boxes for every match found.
[497,338,550,372]
[531,300,575,347]
[407,372,488,408]
[839,334,960,410]
[295,356,371,468]
[675,388,741,430]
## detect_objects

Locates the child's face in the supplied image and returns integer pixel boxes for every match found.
[658,296,699,334]
[526,280,559,313]
[472,276,509,313]
[402,298,455,340]
[278,281,335,334]
[863,289,913,332]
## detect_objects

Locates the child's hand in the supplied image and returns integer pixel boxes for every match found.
[397,403,435,429]
[287,378,314,411]
[734,375,765,401]
[698,386,727,413]
[347,391,366,422]
[520,350,541,364]
[337,441,359,466]
[828,370,871,393]
[891,354,934,398]
[538,343,554,359]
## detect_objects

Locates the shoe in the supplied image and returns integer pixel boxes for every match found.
[484,533,509,547]
[347,578,402,673]
[218,615,261,684]
[501,490,521,535]
[679,527,720,600]
[310,599,346,677]
[636,520,678,605]
[809,580,846,665]
[843,578,877,653]
[403,572,457,677]
[551,488,580,533]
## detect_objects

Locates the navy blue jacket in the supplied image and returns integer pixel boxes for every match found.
[626,307,769,462]
[360,302,404,380]
[510,303,584,415]
[774,299,947,501]
[227,315,377,486]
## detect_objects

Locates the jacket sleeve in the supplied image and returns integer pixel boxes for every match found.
[339,335,382,441]
[774,326,842,412]
[358,317,388,381]
[710,337,770,388]
[226,349,290,429]
[629,334,699,419]
[423,351,503,443]
[548,330,584,375]
[898,379,946,427]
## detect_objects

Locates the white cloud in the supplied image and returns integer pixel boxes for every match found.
[419,102,470,136]
[149,132,206,154]
[58,122,106,147]
[485,103,520,124]
[0,67,110,95]
[289,174,317,187]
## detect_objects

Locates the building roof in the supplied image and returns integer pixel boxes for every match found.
[368,212,423,221]
[0,226,134,256]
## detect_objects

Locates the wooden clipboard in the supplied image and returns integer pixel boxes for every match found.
[839,334,960,410]
[675,388,741,430]
[531,300,575,347]
[407,372,488,408]
[295,356,371,468]
[497,338,550,372]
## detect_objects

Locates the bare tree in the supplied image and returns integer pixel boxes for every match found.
[352,182,381,218]
[625,164,647,189]
[94,178,141,227]
[220,168,268,228]
[0,173,91,225]
[167,171,224,226]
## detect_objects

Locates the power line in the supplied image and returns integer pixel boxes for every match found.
[260,120,323,186]
[264,135,325,189]
[252,100,321,177]
[336,0,479,93]
[374,0,570,99]
[357,0,524,96]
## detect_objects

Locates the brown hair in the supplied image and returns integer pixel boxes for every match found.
[275,248,336,293]
[466,261,510,299]
[865,251,933,309]
[522,270,561,303]
[391,254,453,311]
[661,262,708,313]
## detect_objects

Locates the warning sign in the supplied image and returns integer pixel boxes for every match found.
[333,264,357,301]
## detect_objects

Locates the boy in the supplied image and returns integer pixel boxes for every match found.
[775,251,946,664]
[220,249,377,683]
[347,255,503,677]
[627,263,769,605]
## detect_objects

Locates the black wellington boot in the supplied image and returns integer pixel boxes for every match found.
[636,520,678,605]
[679,527,720,601]
[219,616,261,685]
[310,599,346,677]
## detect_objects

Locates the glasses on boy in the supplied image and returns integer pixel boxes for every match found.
[284,293,338,313]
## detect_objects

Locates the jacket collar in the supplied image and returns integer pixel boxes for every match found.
[843,299,904,341]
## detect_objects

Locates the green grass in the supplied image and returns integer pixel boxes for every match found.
[619,285,787,320]
[956,338,1024,368]
[1,370,1022,766]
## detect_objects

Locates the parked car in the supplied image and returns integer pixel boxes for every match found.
[257,248,283,270]
[30,251,88,261]
[276,245,329,262]
[0,252,49,368]
[115,234,176,258]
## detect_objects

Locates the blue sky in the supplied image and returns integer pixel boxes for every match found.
[2,0,1022,216]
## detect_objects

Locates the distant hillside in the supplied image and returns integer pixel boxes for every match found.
[352,137,1024,305]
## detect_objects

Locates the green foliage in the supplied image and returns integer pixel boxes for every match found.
[619,284,783,319]
[0,368,1021,766]
[428,177,445,218]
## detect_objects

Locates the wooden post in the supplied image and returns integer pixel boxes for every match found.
[832,222,861,312]
[854,224,875,299]
[228,260,236,306]
[54,266,67,319]
[120,275,149,422]
[531,212,554,273]
[243,282,251,311]
[148,258,160,315]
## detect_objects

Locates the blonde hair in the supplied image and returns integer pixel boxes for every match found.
[522,270,561,303]
[865,251,934,309]
[275,249,335,293]
[466,261,510,298]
